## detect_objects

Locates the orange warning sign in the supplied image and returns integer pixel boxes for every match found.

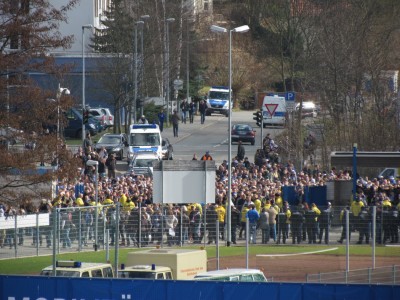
[264,104,278,116]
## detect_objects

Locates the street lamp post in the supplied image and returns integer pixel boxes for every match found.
[56,84,70,169]
[139,15,150,117]
[86,159,99,251]
[132,15,150,123]
[82,24,93,143]
[165,18,175,127]
[210,24,250,246]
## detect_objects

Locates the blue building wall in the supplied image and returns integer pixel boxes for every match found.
[29,57,115,109]
[1,275,399,300]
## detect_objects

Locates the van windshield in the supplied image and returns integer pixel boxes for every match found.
[130,133,160,146]
[209,91,229,100]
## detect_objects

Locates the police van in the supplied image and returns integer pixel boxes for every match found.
[40,261,114,278]
[194,268,267,282]
[261,95,286,127]
[206,86,232,117]
[127,124,162,164]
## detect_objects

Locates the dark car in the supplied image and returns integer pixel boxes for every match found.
[63,108,98,139]
[231,124,256,145]
[161,138,173,160]
[95,133,128,160]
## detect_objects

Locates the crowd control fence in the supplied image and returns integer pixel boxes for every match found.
[0,203,398,264]
[1,275,399,300]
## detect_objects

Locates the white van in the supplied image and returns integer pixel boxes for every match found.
[40,261,114,278]
[206,86,232,117]
[127,124,162,164]
[194,268,267,282]
[261,95,286,127]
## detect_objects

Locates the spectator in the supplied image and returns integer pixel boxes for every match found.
[171,110,180,137]
[138,115,149,124]
[201,151,213,161]
[199,99,207,124]
[237,140,245,161]
[157,109,165,132]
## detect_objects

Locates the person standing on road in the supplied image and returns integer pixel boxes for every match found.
[171,109,180,137]
[180,100,188,123]
[199,99,207,124]
[106,153,117,179]
[237,140,245,161]
[157,109,165,132]
[188,101,195,123]
[138,115,149,124]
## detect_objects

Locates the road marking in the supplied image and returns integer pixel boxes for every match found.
[256,247,338,257]
[215,139,227,147]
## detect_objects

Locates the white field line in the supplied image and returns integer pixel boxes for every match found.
[256,247,338,257]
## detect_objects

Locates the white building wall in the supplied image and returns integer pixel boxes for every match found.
[51,0,110,55]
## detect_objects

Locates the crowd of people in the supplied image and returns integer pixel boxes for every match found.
[1,132,400,249]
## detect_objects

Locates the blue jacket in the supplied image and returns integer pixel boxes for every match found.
[246,209,260,224]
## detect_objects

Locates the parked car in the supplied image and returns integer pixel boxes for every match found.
[161,138,174,160]
[295,101,318,118]
[63,108,98,139]
[231,124,256,145]
[95,133,128,160]
[89,107,114,128]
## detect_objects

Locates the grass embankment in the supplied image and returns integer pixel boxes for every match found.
[0,245,398,275]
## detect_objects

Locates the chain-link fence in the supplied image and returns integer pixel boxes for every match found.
[0,204,398,260]
[306,265,400,284]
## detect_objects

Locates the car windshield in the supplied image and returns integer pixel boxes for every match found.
[209,91,229,100]
[134,158,157,168]
[130,133,160,146]
[98,136,121,144]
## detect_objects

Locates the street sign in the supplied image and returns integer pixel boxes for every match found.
[174,79,183,90]
[267,91,296,101]
[265,103,278,117]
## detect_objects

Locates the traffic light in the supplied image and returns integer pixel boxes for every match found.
[136,98,144,109]
[83,109,89,124]
[253,110,262,127]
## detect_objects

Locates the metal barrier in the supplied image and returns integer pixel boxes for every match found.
[307,265,400,285]
[0,204,398,262]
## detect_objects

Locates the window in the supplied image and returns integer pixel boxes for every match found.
[165,272,173,279]
[91,269,103,277]
[156,273,164,279]
[81,271,90,277]
[103,267,114,278]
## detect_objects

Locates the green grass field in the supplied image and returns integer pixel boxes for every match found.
[0,245,398,275]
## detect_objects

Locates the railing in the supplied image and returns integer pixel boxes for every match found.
[306,265,400,285]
